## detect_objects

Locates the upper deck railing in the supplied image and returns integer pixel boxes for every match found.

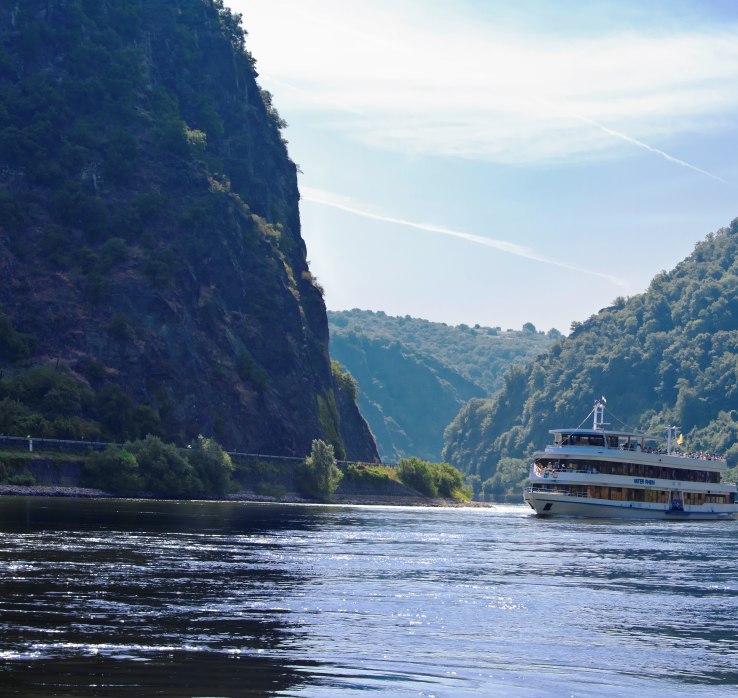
[546,439,726,463]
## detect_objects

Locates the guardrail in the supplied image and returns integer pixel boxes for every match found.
[0,435,110,453]
[0,435,392,467]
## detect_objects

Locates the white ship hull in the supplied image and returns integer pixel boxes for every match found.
[524,490,737,520]
[523,399,738,521]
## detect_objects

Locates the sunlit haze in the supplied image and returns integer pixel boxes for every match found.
[232,0,738,332]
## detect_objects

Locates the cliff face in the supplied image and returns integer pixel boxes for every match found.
[0,0,378,460]
[330,332,484,463]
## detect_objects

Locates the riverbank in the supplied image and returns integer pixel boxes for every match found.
[0,484,113,498]
[0,484,494,507]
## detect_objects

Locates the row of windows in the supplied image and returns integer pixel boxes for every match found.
[533,484,735,505]
[537,458,721,483]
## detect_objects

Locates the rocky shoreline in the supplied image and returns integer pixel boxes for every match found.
[0,485,495,508]
[0,485,113,498]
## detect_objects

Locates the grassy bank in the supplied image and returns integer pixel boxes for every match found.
[0,445,477,506]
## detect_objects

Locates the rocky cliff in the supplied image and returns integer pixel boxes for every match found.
[0,0,379,461]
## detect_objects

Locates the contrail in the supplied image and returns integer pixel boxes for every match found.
[578,114,730,185]
[536,96,731,186]
[301,188,627,287]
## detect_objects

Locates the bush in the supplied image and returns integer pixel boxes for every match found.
[187,434,234,497]
[331,360,358,400]
[297,439,343,501]
[82,447,142,495]
[128,435,202,498]
[397,457,470,500]
[345,463,398,487]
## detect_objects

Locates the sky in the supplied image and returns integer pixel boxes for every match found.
[231,0,738,333]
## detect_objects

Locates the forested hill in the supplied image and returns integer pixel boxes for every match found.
[443,218,738,479]
[329,310,556,462]
[0,0,378,461]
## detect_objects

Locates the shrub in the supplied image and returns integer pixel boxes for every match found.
[82,447,142,495]
[331,360,358,400]
[297,439,343,501]
[397,457,470,500]
[345,463,399,487]
[187,435,234,497]
[397,457,439,497]
[128,435,202,498]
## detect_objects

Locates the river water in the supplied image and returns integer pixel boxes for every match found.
[0,497,736,697]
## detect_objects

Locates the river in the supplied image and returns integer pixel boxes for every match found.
[0,497,736,697]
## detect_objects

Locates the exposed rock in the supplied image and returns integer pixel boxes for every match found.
[0,0,378,460]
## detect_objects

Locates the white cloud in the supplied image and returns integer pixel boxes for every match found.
[236,0,738,169]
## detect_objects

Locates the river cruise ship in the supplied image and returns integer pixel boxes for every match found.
[524,399,738,520]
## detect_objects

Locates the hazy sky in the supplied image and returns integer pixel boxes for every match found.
[231,0,738,332]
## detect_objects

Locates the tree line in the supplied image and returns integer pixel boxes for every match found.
[443,218,738,491]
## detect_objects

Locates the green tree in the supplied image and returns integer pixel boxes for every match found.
[129,435,202,498]
[187,434,234,496]
[297,439,343,501]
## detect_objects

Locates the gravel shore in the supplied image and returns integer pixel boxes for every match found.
[0,485,495,507]
[0,485,113,498]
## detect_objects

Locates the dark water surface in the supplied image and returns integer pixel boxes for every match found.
[0,498,736,697]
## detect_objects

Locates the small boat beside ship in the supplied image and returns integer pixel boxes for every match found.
[524,399,738,520]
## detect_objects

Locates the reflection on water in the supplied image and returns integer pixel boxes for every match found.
[0,499,320,697]
[0,498,737,697]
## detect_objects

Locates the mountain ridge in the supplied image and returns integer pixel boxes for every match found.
[443,218,738,479]
[0,0,378,462]
[328,309,554,461]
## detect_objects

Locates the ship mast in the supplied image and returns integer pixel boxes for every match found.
[593,397,606,430]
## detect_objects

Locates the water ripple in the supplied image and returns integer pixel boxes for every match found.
[0,499,737,696]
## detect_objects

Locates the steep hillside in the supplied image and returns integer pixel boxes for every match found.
[0,0,378,462]
[443,219,738,478]
[330,332,485,462]
[329,310,554,461]
[330,310,557,394]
